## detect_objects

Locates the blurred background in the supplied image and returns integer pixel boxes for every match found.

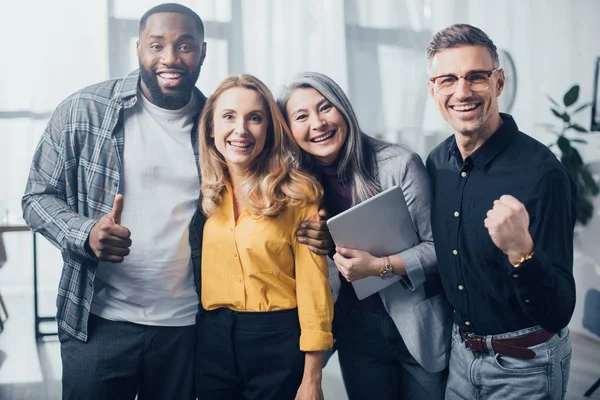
[1,0,600,399]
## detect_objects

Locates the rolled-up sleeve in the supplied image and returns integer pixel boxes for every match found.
[294,203,334,351]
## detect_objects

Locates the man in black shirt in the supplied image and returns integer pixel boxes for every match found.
[425,24,577,399]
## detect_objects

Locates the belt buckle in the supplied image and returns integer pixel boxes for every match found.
[464,332,476,351]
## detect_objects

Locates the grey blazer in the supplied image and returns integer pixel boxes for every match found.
[328,142,451,373]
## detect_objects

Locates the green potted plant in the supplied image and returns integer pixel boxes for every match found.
[546,84,599,225]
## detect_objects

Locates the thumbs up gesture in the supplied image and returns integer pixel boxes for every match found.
[87,194,132,262]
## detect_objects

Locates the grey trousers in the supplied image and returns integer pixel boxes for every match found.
[59,313,195,400]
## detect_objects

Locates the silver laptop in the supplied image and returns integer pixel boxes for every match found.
[326,184,419,299]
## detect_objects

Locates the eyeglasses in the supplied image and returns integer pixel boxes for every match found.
[429,68,500,95]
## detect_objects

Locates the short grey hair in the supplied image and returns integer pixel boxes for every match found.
[277,72,387,205]
[426,24,499,70]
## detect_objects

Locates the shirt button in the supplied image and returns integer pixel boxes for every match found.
[464,321,471,326]
[461,172,467,177]
[236,277,242,283]
[454,211,459,217]
[524,299,530,303]
[458,285,464,290]
[452,250,458,255]
[513,274,519,278]
[233,253,238,258]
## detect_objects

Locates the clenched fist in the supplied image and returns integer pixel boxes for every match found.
[483,195,534,265]
[87,194,132,263]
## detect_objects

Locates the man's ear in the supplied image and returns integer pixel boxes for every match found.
[428,81,436,98]
[495,68,505,97]
[200,42,207,66]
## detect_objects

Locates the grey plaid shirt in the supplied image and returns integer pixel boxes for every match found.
[22,69,207,341]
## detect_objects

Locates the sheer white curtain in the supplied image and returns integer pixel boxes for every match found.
[241,0,348,94]
[343,0,433,155]
[0,0,109,297]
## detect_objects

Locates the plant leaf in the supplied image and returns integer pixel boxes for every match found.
[581,167,600,195]
[551,108,569,122]
[572,102,592,115]
[571,148,584,166]
[568,123,588,133]
[571,138,588,144]
[557,135,571,153]
[563,85,580,107]
[578,197,593,225]
[547,95,561,108]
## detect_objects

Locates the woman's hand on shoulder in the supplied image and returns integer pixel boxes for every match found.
[333,247,382,282]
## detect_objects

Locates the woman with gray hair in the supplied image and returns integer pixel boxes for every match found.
[278,72,451,399]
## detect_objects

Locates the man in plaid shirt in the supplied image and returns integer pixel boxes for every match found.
[22,3,207,399]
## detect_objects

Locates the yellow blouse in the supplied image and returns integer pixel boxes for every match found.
[201,187,334,352]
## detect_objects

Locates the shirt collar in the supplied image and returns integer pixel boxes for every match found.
[114,69,140,106]
[446,113,519,168]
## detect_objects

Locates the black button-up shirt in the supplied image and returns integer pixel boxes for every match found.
[426,114,577,335]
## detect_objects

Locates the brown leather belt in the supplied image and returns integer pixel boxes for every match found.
[460,329,555,359]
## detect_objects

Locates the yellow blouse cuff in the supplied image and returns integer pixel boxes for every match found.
[299,330,334,352]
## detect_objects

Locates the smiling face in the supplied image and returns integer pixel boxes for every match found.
[137,12,206,109]
[285,87,348,164]
[428,45,504,140]
[211,87,269,175]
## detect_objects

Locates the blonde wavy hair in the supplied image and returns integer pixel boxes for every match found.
[199,74,323,218]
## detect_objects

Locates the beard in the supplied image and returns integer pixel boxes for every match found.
[451,116,485,137]
[138,61,202,110]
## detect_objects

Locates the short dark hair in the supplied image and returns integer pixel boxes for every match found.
[426,24,498,70]
[139,3,204,38]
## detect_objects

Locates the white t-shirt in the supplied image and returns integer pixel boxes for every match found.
[91,91,200,326]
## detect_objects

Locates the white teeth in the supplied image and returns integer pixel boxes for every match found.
[229,142,251,148]
[312,132,334,143]
[159,73,182,79]
[452,104,478,111]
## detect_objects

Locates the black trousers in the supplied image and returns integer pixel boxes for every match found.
[334,299,447,400]
[59,313,195,400]
[195,308,305,400]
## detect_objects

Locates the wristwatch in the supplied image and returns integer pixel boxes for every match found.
[379,256,395,280]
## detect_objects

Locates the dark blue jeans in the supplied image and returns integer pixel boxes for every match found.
[334,303,447,400]
[59,313,195,400]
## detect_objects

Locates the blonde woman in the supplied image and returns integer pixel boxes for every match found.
[194,74,334,400]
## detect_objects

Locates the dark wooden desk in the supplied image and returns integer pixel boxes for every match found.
[0,225,57,339]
